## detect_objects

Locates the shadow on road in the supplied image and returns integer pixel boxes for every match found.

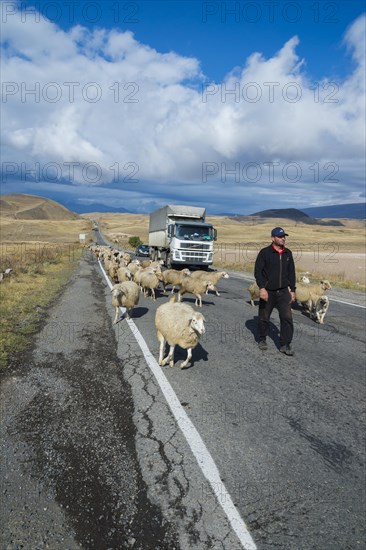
[245,317,281,347]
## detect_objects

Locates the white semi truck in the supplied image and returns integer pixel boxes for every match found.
[148,204,217,268]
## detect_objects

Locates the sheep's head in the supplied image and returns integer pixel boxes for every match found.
[220,272,229,279]
[190,313,206,335]
[320,280,332,290]
[205,281,215,292]
[112,288,124,298]
[182,268,191,276]
[300,275,310,284]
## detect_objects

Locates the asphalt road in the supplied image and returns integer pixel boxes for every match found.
[1,241,365,550]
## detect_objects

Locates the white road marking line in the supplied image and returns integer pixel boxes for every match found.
[100,261,257,550]
[329,298,366,309]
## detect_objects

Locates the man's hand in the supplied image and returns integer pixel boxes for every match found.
[259,288,268,302]
[290,291,296,303]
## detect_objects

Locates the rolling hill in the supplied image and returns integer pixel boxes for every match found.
[0,194,80,221]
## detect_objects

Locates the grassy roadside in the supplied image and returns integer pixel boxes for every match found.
[0,244,83,370]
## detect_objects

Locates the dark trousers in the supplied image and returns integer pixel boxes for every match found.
[258,288,294,346]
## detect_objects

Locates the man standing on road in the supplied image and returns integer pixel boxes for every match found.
[254,227,296,356]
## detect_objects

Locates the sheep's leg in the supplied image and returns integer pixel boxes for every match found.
[215,287,220,296]
[113,306,120,324]
[177,291,182,302]
[170,285,175,294]
[151,288,155,301]
[181,348,192,369]
[250,299,254,307]
[196,294,202,307]
[157,332,166,365]
[161,345,175,367]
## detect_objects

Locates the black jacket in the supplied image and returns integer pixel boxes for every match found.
[254,244,296,292]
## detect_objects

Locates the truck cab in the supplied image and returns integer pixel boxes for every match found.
[149,205,217,268]
[166,222,216,267]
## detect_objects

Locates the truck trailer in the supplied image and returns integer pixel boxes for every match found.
[148,204,217,268]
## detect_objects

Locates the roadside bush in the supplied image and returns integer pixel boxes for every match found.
[128,236,142,248]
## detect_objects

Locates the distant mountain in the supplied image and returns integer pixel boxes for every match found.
[62,201,131,214]
[250,208,310,220]
[244,207,344,226]
[302,203,365,219]
[0,194,80,220]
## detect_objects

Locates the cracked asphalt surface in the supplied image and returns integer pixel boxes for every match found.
[0,252,243,549]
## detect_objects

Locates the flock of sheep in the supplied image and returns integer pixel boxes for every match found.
[89,244,229,369]
[88,244,331,368]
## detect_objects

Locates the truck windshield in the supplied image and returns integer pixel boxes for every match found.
[176,225,213,240]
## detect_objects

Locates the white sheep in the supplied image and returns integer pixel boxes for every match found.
[155,296,206,369]
[117,266,132,282]
[122,252,132,265]
[190,270,229,296]
[127,259,141,277]
[247,282,260,306]
[295,280,332,311]
[134,265,161,291]
[111,281,140,323]
[178,274,215,307]
[160,268,191,294]
[140,259,163,270]
[139,271,164,301]
[108,262,120,283]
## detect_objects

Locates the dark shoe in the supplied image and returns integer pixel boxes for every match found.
[280,345,294,356]
[258,340,268,351]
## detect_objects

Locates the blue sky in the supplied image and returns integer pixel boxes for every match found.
[1,0,365,214]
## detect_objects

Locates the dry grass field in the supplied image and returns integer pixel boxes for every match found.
[83,212,366,287]
[0,195,88,369]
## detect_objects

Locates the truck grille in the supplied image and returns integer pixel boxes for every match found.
[181,251,208,260]
[181,244,211,250]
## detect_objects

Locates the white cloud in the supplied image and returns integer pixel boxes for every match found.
[1,7,365,212]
